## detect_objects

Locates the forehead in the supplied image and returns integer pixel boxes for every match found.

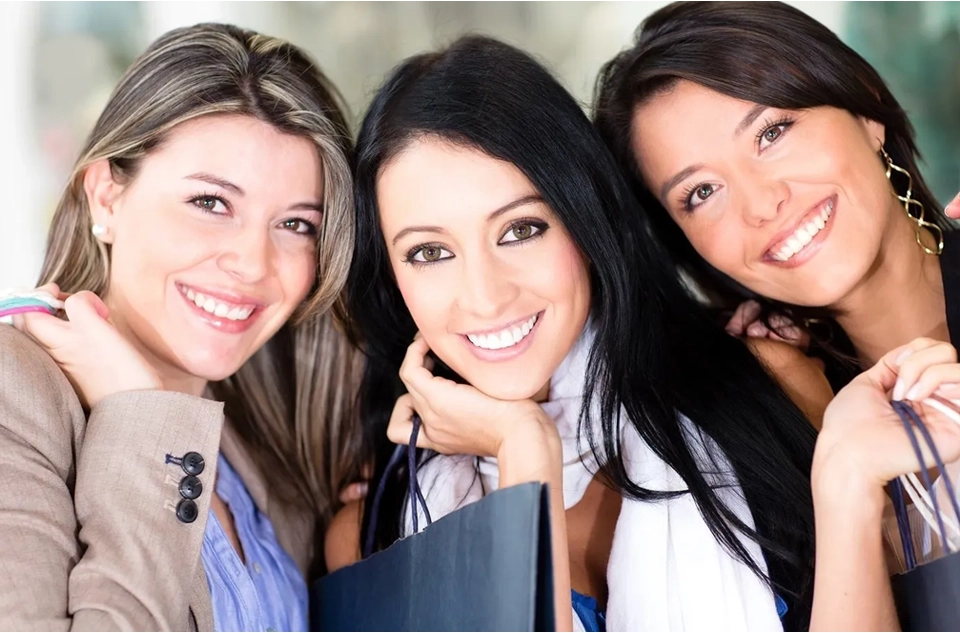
[139,114,323,195]
[377,137,537,227]
[631,82,759,166]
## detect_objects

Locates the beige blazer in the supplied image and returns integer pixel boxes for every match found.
[0,326,316,631]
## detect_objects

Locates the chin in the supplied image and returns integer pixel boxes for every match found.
[463,370,550,402]
[175,348,250,383]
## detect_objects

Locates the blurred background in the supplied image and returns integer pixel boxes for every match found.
[1,1,957,289]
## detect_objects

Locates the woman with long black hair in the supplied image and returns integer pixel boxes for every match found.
[327,34,960,631]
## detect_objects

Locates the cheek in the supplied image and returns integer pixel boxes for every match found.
[393,264,452,338]
[278,246,318,304]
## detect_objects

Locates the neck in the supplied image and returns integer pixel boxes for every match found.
[105,294,209,397]
[833,216,947,367]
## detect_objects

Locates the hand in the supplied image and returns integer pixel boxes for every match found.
[386,334,558,461]
[814,338,960,501]
[945,191,960,220]
[338,462,373,505]
[725,299,811,350]
[12,286,162,408]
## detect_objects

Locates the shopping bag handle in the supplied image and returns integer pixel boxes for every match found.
[890,398,960,569]
[363,414,434,558]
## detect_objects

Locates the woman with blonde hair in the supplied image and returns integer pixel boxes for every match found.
[0,22,360,630]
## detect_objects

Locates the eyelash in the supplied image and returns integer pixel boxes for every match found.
[187,193,318,237]
[402,219,550,268]
[755,115,795,151]
[679,115,797,212]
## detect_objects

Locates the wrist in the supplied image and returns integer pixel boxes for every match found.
[497,407,562,486]
[812,438,887,519]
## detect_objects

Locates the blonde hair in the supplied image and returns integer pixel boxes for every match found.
[38,23,362,534]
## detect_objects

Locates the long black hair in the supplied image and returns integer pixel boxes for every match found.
[347,35,818,629]
[594,1,953,383]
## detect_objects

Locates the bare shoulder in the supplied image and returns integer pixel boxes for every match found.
[746,337,833,430]
[324,499,363,573]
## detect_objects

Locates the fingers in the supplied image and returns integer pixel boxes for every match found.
[945,191,960,220]
[893,339,957,400]
[338,481,369,505]
[768,314,810,349]
[15,311,69,350]
[386,393,436,451]
[398,335,434,393]
[63,291,111,324]
[726,300,761,336]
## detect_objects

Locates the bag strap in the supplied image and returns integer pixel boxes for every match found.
[890,398,960,569]
[363,414,434,558]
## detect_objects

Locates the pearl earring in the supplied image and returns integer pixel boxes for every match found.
[91,224,107,238]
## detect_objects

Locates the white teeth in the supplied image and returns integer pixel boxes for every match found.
[180,285,256,321]
[467,314,538,351]
[772,200,835,262]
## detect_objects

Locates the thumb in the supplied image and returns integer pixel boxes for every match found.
[945,191,960,220]
[63,292,111,326]
[854,342,914,393]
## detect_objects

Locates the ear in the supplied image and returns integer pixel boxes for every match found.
[83,159,125,244]
[860,117,886,151]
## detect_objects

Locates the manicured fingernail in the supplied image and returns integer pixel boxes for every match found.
[893,378,906,400]
[906,384,922,401]
[357,482,368,497]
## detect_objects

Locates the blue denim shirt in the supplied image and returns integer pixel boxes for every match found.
[201,455,308,632]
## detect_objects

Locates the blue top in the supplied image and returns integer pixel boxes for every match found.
[571,590,789,632]
[201,455,308,632]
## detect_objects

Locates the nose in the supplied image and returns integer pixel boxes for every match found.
[741,174,790,228]
[216,225,272,284]
[455,252,518,320]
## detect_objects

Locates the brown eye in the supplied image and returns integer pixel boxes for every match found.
[696,184,714,201]
[280,218,317,236]
[764,127,782,143]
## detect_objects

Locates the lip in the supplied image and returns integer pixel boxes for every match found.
[763,195,837,269]
[175,282,265,334]
[460,311,543,362]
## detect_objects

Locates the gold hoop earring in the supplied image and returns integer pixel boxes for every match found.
[880,146,943,256]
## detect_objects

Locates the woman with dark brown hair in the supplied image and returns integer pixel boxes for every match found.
[595,2,960,629]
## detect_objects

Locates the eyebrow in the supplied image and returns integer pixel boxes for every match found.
[186,172,322,213]
[390,194,543,246]
[659,165,703,202]
[734,104,769,138]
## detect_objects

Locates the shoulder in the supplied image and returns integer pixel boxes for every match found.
[324,500,363,573]
[0,326,84,470]
[745,337,833,430]
[0,325,82,417]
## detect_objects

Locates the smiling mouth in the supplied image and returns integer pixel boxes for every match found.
[465,313,539,350]
[176,283,258,321]
[768,197,836,262]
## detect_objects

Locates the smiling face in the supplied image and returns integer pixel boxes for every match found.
[377,137,591,401]
[89,114,323,393]
[630,80,909,308]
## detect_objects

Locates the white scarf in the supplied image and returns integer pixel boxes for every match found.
[403,325,784,632]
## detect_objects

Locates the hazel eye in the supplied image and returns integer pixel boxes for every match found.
[499,222,544,244]
[407,244,453,265]
[420,246,444,262]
